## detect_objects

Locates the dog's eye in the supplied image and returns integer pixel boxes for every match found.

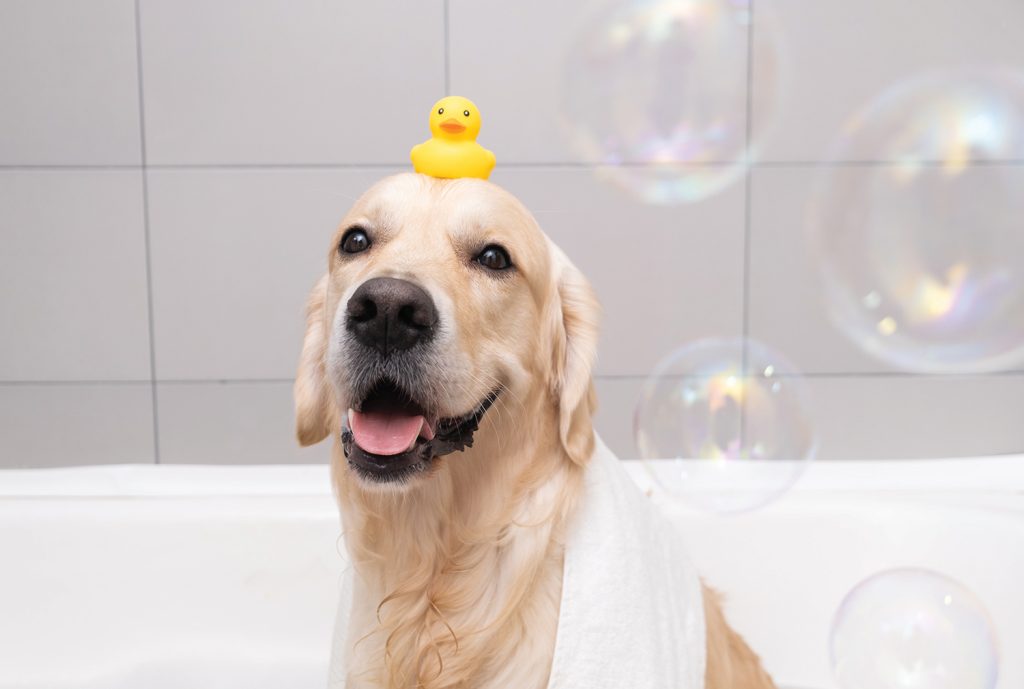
[437,107,444,115]
[476,245,512,271]
[339,227,371,255]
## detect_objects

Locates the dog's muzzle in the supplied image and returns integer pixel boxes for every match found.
[338,277,501,484]
[342,382,500,484]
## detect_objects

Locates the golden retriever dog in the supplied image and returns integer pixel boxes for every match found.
[295,173,775,689]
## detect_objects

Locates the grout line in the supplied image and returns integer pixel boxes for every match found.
[133,0,161,465]
[593,370,1024,381]
[0,380,153,387]
[0,378,297,386]
[500,161,738,169]
[443,0,451,94]
[740,2,756,358]
[739,0,757,449]
[156,378,298,385]
[0,164,141,171]
[4,159,1024,172]
[0,370,1021,387]
[755,158,1024,168]
[151,162,406,170]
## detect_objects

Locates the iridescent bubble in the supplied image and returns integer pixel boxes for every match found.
[831,568,999,689]
[634,338,815,513]
[561,0,781,204]
[809,70,1024,373]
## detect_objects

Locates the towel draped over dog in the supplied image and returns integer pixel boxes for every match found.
[328,435,706,688]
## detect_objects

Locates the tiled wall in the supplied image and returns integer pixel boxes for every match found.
[1,0,1022,468]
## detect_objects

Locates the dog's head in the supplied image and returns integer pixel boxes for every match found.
[294,173,599,488]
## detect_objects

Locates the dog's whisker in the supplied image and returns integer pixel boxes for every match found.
[458,371,515,454]
[469,370,528,456]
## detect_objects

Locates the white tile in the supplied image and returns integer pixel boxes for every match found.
[747,166,898,374]
[806,374,1024,460]
[449,0,594,164]
[139,0,444,164]
[492,167,745,376]
[0,0,141,165]
[0,171,151,381]
[147,168,399,380]
[593,376,644,459]
[753,0,1024,162]
[451,0,749,165]
[0,383,154,467]
[157,382,330,465]
[597,373,1024,462]
[748,165,1024,375]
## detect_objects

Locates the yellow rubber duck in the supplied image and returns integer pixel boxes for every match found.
[411,96,496,180]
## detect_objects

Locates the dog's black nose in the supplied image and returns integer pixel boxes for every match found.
[346,277,438,355]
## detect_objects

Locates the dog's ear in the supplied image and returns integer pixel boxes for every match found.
[294,274,337,446]
[547,242,600,465]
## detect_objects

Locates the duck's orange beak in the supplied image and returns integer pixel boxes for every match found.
[440,118,466,134]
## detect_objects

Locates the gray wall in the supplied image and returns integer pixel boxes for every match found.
[1,0,1022,468]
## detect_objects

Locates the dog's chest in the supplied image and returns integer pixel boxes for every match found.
[342,545,564,689]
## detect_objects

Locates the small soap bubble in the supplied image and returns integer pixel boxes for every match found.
[561,0,781,203]
[808,70,1024,372]
[831,568,999,689]
[634,338,815,514]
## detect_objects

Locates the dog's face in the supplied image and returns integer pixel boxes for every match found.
[295,173,599,489]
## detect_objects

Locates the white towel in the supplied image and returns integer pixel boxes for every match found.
[546,435,705,689]
[328,435,706,688]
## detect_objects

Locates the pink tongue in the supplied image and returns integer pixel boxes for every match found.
[349,409,426,456]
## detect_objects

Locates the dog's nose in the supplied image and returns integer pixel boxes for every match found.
[346,277,438,355]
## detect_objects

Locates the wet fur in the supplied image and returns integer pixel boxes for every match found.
[295,173,774,688]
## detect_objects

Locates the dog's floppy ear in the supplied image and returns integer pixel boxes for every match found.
[294,274,337,446]
[547,241,600,466]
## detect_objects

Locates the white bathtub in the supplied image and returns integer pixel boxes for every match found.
[1,456,1021,689]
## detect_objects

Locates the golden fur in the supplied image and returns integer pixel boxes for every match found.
[295,173,775,688]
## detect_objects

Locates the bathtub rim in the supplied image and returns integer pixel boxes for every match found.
[1,454,1021,498]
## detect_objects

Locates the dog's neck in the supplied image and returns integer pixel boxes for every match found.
[332,388,584,689]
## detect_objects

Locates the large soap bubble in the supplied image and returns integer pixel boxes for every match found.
[831,568,999,689]
[808,71,1024,373]
[634,338,815,513]
[561,0,781,204]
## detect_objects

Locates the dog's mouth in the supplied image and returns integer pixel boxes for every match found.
[341,379,500,484]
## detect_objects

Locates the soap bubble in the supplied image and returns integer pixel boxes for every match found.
[634,338,815,513]
[808,70,1024,373]
[831,568,999,689]
[561,0,782,203]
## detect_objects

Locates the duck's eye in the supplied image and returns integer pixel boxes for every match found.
[437,107,444,115]
[475,245,512,271]
[463,110,471,117]
[339,227,371,255]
